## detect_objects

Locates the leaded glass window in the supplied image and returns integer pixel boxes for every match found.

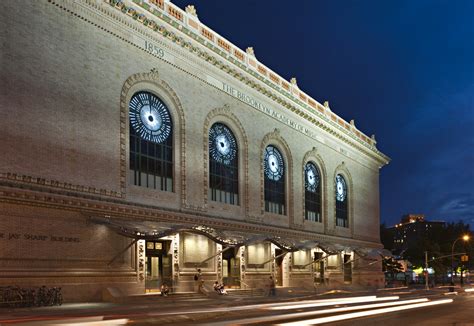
[129,91,173,191]
[335,174,348,227]
[209,123,239,204]
[264,145,285,214]
[305,162,321,222]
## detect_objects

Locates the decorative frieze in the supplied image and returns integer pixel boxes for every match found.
[0,187,381,247]
[98,0,388,166]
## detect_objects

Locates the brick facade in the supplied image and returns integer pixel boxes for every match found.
[0,0,389,301]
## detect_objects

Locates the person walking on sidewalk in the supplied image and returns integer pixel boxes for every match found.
[194,268,204,293]
[268,276,276,296]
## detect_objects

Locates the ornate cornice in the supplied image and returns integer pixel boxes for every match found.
[48,0,390,167]
[0,172,123,198]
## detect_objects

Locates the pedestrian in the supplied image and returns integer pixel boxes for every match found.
[214,281,227,295]
[268,276,276,296]
[194,268,203,293]
[160,283,169,296]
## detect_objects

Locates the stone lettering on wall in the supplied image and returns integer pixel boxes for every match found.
[136,36,176,64]
[0,232,80,243]
[206,75,325,144]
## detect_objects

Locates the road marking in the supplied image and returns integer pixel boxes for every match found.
[277,299,453,325]
[268,296,399,310]
[147,295,390,316]
[215,298,428,325]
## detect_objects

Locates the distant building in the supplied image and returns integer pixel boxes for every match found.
[389,214,445,252]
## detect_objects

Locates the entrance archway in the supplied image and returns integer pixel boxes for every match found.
[222,246,241,288]
[145,240,172,292]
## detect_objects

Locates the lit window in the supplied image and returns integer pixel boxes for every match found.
[264,145,285,215]
[335,174,348,227]
[304,162,322,222]
[209,123,239,205]
[129,91,173,191]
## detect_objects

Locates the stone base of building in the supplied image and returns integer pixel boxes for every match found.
[0,202,385,302]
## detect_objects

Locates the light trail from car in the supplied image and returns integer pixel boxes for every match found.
[277,299,453,325]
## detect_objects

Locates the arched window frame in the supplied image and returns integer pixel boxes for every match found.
[208,122,239,205]
[302,149,327,231]
[122,71,186,204]
[128,91,174,191]
[335,173,349,228]
[304,161,322,223]
[202,107,248,212]
[263,144,286,215]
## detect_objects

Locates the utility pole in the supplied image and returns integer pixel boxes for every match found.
[425,251,429,290]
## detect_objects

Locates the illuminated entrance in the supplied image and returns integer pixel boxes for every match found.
[275,248,284,286]
[89,216,384,292]
[222,246,240,288]
[314,251,325,284]
[145,240,172,292]
[343,253,352,284]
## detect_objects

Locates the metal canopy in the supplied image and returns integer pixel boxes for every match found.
[89,216,364,253]
[354,247,393,259]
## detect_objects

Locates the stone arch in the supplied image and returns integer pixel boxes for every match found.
[302,147,328,232]
[120,69,186,205]
[260,129,294,225]
[202,105,249,215]
[333,161,354,235]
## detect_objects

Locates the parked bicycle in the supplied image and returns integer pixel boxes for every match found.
[0,286,62,308]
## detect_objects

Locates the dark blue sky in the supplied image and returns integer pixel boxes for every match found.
[173,0,474,226]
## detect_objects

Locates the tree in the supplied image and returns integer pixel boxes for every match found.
[380,219,473,285]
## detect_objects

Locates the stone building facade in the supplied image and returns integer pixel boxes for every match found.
[0,0,390,301]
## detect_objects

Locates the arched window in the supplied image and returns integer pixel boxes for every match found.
[208,123,239,204]
[335,174,348,227]
[264,145,285,215]
[129,91,173,191]
[304,162,321,222]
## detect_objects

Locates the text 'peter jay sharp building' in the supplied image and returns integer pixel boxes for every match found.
[0,0,390,301]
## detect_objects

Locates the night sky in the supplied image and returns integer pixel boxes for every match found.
[173,0,474,226]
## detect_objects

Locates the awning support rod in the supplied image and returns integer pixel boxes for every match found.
[297,253,335,269]
[260,251,288,266]
[108,238,138,266]
[353,258,383,270]
[197,246,236,267]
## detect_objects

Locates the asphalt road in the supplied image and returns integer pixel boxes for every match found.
[328,295,474,326]
[1,289,473,325]
[195,294,474,326]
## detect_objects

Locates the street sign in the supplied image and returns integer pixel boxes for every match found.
[461,255,469,262]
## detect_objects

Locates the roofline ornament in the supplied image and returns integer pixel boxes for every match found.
[246,47,255,57]
[185,5,198,17]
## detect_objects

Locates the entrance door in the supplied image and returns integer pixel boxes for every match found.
[223,247,241,288]
[343,254,352,284]
[145,241,172,292]
[314,252,325,284]
[275,249,284,286]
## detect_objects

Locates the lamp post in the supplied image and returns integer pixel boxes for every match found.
[451,235,470,285]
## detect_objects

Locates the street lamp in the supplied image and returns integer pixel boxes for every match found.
[451,235,470,285]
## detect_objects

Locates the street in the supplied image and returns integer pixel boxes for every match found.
[0,288,473,325]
